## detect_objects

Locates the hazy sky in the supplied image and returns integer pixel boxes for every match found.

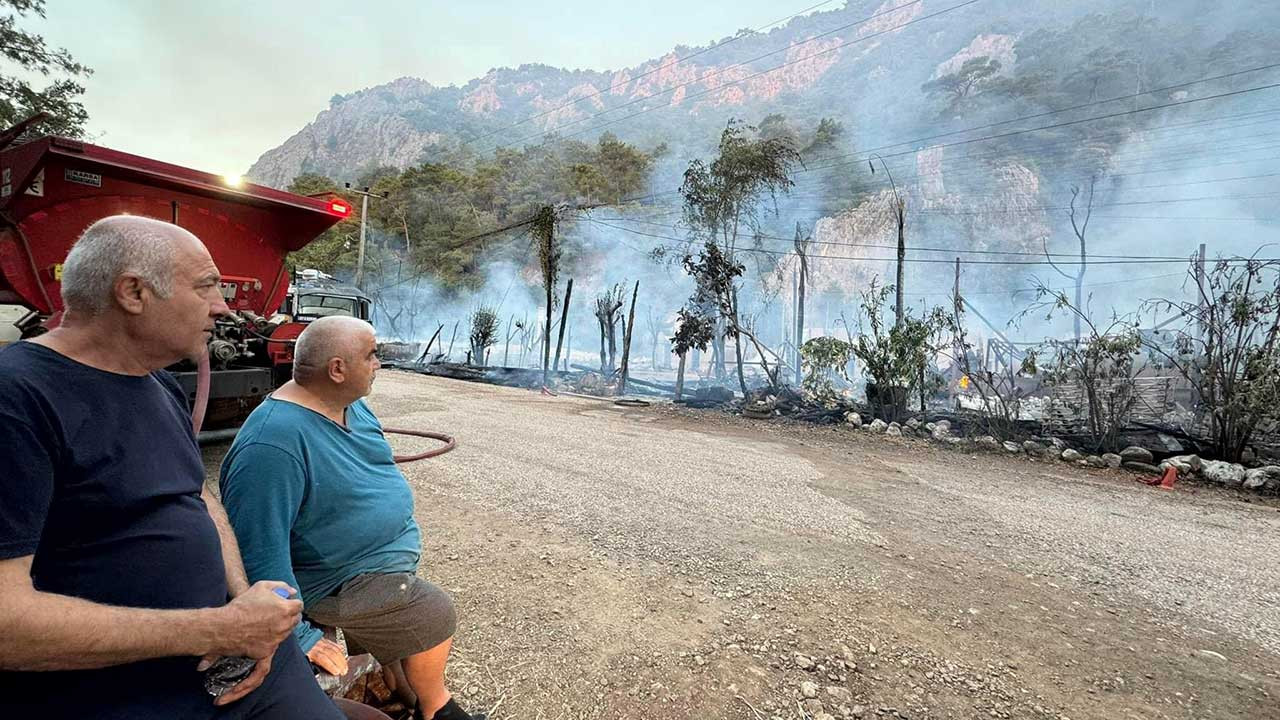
[32,0,823,177]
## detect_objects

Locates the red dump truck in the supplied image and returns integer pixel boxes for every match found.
[0,122,353,429]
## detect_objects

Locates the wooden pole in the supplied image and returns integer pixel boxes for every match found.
[619,281,640,393]
[416,323,444,363]
[1195,242,1207,342]
[553,278,573,373]
[445,320,459,360]
[952,257,962,398]
[503,314,516,367]
[895,198,905,328]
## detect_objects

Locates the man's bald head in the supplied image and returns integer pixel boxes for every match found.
[292,316,378,391]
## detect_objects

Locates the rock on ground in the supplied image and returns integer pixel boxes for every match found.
[976,436,1002,451]
[1120,446,1155,464]
[1243,466,1280,492]
[1202,459,1247,486]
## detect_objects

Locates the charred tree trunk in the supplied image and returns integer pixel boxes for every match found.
[731,288,748,397]
[607,318,619,373]
[675,351,688,401]
[598,318,608,374]
[619,281,639,393]
[446,321,459,360]
[553,278,573,374]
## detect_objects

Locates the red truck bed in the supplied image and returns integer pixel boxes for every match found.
[0,135,349,321]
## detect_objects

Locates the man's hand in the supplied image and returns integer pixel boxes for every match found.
[209,581,301,660]
[212,651,274,706]
[306,638,349,677]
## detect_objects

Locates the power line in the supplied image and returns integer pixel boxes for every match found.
[589,213,1219,259]
[586,217,1277,266]
[488,0,981,153]
[904,272,1187,297]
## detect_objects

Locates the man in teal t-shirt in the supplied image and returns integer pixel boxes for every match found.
[220,316,482,720]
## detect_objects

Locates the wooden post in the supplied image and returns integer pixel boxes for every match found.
[952,257,961,401]
[503,314,516,367]
[416,323,444,364]
[553,278,573,376]
[445,320,459,360]
[619,281,640,394]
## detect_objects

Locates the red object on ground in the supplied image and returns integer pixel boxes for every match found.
[1159,465,1178,489]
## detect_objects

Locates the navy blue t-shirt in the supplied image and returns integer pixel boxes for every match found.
[0,341,229,715]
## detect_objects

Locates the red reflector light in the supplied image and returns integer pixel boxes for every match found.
[329,201,351,216]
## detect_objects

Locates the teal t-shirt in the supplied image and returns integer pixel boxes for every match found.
[219,396,421,651]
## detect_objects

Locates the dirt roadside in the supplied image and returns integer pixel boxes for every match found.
[202,372,1280,720]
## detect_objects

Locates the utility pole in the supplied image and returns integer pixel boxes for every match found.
[792,267,800,385]
[1195,242,1207,343]
[793,223,809,386]
[869,155,904,327]
[344,183,389,290]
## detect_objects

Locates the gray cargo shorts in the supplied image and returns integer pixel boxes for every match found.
[305,572,457,664]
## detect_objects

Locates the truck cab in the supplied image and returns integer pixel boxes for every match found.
[283,270,371,322]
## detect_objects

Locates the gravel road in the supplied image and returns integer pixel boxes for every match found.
[203,371,1280,720]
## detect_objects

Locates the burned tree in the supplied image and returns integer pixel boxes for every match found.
[1024,282,1142,453]
[645,307,665,371]
[533,205,559,385]
[1043,177,1095,342]
[468,306,500,367]
[683,241,785,394]
[681,119,802,386]
[594,283,626,375]
[1144,256,1280,462]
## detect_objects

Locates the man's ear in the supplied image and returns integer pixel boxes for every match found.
[327,356,347,384]
[113,274,147,316]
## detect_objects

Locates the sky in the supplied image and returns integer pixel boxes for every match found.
[31,0,826,177]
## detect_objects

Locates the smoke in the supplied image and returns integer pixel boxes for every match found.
[361,0,1279,381]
